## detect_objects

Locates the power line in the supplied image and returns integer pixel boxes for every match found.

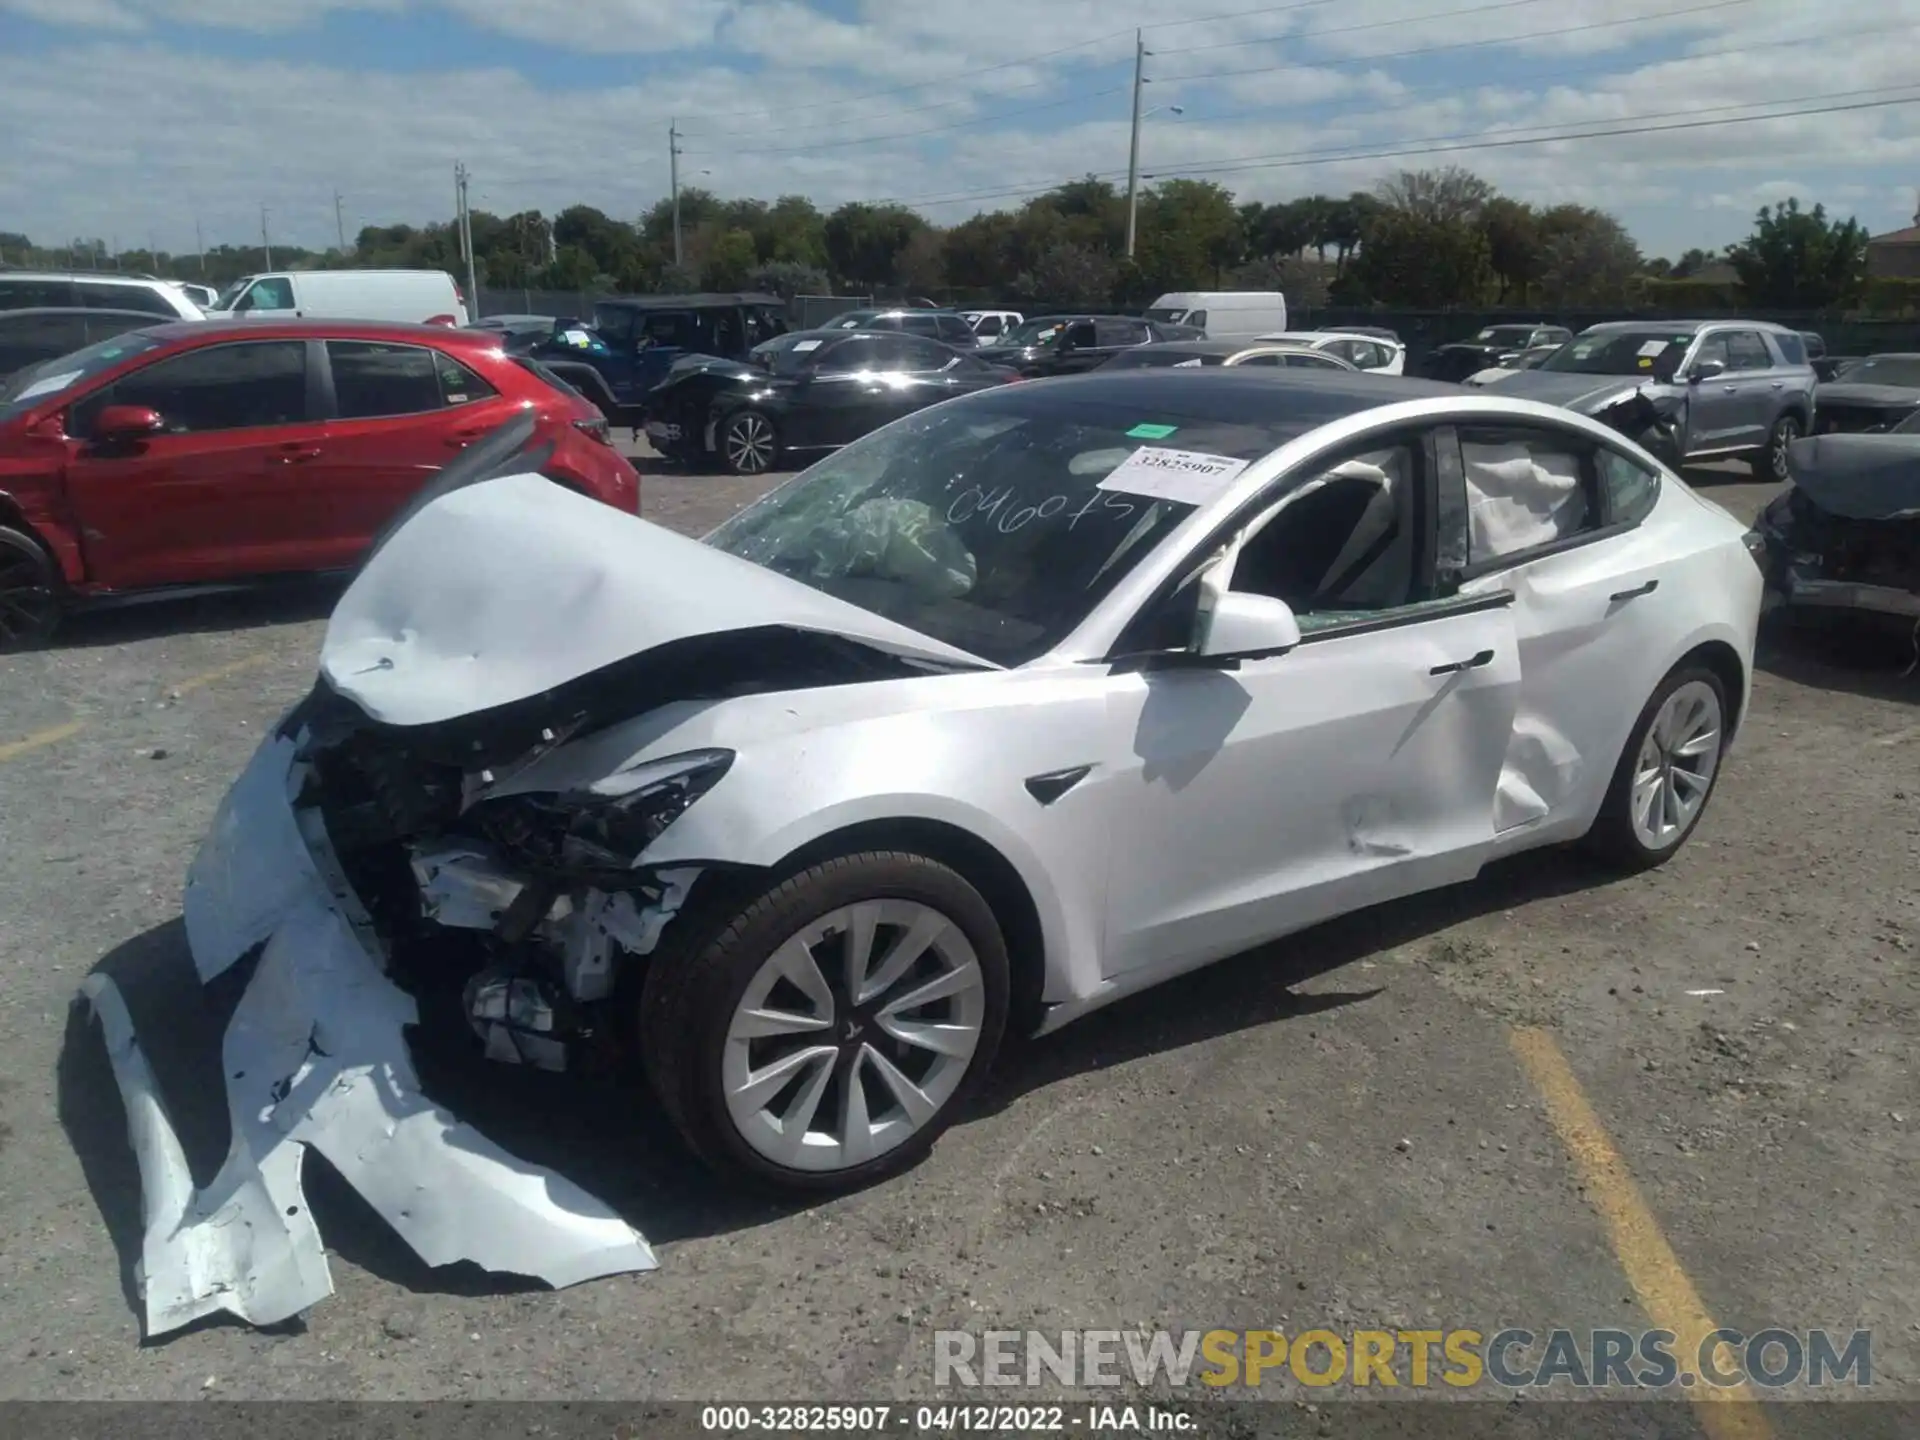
[1152,18,1920,147]
[684,0,1751,165]
[682,84,1129,158]
[876,85,1920,210]
[1155,0,1563,57]
[1158,0,1753,83]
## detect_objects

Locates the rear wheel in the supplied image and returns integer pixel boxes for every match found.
[639,852,1010,1190]
[0,526,63,653]
[1583,664,1729,871]
[719,409,779,476]
[1756,413,1801,480]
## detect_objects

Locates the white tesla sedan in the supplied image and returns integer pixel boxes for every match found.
[85,370,1762,1333]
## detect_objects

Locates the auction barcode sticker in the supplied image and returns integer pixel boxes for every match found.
[1098,445,1250,506]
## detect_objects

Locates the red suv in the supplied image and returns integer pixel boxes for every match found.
[0,318,641,648]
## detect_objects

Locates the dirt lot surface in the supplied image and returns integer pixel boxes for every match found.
[1,451,1915,1432]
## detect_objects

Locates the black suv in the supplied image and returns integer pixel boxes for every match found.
[581,293,791,415]
[820,308,980,348]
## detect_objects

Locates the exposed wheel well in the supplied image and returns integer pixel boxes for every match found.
[1675,639,1746,740]
[777,818,1048,1034]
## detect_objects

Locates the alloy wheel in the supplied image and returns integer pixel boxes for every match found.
[0,540,60,651]
[721,898,986,1173]
[1769,416,1800,481]
[724,413,775,475]
[1629,679,1723,850]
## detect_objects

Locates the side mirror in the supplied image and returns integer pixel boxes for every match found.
[1196,591,1303,660]
[1690,357,1726,382]
[94,404,165,441]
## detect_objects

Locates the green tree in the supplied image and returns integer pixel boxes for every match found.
[1015,242,1116,308]
[1726,199,1867,308]
[1352,168,1496,305]
[1534,204,1641,306]
[1135,179,1244,291]
[1480,197,1543,304]
[943,211,1019,291]
[823,201,927,287]
[701,227,759,290]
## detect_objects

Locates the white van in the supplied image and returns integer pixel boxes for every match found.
[1145,291,1287,339]
[209,269,469,325]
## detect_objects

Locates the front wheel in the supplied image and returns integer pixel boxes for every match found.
[639,852,1010,1190]
[719,409,779,476]
[1583,664,1730,871]
[0,526,64,653]
[1757,413,1801,481]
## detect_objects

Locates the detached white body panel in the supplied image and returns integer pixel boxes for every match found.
[83,736,655,1337]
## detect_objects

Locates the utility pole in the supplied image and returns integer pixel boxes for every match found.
[148,231,158,268]
[260,205,274,269]
[454,161,480,319]
[334,189,348,254]
[669,119,683,269]
[195,216,206,276]
[1124,30,1146,259]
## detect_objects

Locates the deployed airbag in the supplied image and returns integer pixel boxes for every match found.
[1462,441,1588,557]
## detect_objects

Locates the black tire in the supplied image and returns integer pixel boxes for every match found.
[1754,412,1802,481]
[1582,662,1731,872]
[639,851,1010,1191]
[718,408,780,476]
[0,525,64,653]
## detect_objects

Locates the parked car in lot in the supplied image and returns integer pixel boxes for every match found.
[168,281,220,310]
[642,327,1018,474]
[1753,409,1920,626]
[587,293,791,416]
[1324,324,1403,345]
[1257,330,1405,373]
[1465,344,1565,386]
[0,307,163,381]
[1482,320,1819,480]
[973,313,1199,377]
[208,268,469,325]
[0,270,206,320]
[1145,290,1288,338]
[821,308,981,348]
[1419,324,1573,382]
[961,308,1023,340]
[1809,352,1920,434]
[0,319,638,648]
[1100,338,1357,371]
[91,368,1763,1329]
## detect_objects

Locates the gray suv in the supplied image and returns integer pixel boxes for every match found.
[1483,320,1817,480]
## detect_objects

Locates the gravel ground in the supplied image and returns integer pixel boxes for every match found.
[0,453,1915,1430]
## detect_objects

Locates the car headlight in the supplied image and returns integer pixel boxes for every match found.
[474,748,734,871]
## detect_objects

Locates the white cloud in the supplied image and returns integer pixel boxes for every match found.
[2,0,1916,259]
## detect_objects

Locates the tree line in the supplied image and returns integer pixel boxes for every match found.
[0,166,1879,312]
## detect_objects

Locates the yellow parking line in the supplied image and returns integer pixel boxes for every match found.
[1510,1027,1776,1440]
[0,719,83,763]
[169,652,272,696]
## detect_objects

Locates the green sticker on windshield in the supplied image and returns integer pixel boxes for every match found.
[1127,422,1179,439]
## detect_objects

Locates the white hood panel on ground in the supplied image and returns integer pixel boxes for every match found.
[321,474,989,728]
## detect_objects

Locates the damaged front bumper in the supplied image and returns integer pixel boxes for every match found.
[80,732,658,1338]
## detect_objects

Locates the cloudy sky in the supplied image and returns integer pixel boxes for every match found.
[3,0,1917,262]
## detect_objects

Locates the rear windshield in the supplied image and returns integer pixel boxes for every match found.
[510,355,582,398]
[0,330,163,420]
[748,332,836,375]
[1840,355,1920,389]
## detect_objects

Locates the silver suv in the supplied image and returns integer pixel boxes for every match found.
[1483,320,1817,480]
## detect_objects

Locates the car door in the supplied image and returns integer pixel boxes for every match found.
[60,338,324,585]
[1049,320,1105,375]
[783,333,895,447]
[1435,420,1677,835]
[1722,329,1782,442]
[300,339,518,568]
[1096,428,1523,979]
[1681,332,1745,452]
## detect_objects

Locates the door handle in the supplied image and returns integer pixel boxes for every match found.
[1430,649,1494,676]
[1770,380,1785,389]
[1609,579,1659,602]
[444,430,485,449]
[1721,384,1737,393]
[271,444,322,463]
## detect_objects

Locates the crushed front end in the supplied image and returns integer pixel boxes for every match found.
[1754,435,1920,622]
[77,681,717,1336]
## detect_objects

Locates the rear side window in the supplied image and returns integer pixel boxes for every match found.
[78,281,176,316]
[0,311,89,374]
[1724,331,1772,372]
[328,341,443,417]
[638,311,701,349]
[1187,310,1208,329]
[1447,426,1597,566]
[935,315,974,345]
[1771,332,1806,366]
[592,305,637,347]
[0,278,74,309]
[75,340,309,435]
[973,315,1004,338]
[433,350,496,405]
